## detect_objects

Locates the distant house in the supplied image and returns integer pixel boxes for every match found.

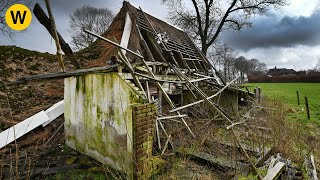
[267,66,296,76]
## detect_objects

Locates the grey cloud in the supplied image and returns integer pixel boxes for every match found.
[238,45,320,70]
[0,0,167,53]
[222,9,320,51]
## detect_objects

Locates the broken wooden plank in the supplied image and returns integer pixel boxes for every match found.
[170,75,239,113]
[311,155,318,180]
[31,164,80,176]
[33,3,80,69]
[305,155,318,180]
[44,0,66,72]
[157,114,188,120]
[119,12,132,56]
[42,100,64,127]
[0,111,50,149]
[155,120,162,149]
[206,139,271,158]
[122,73,180,82]
[176,148,249,171]
[182,57,204,62]
[256,147,274,167]
[9,65,118,85]
[144,61,168,66]
[161,134,171,155]
[263,162,285,180]
[157,119,174,149]
[189,77,214,83]
[226,120,246,129]
[146,81,151,103]
[135,72,210,84]
[134,72,185,83]
[0,100,65,149]
[45,122,64,145]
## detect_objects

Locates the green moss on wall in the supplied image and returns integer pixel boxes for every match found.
[65,73,140,173]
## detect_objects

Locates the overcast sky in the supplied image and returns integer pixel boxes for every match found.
[0,0,319,70]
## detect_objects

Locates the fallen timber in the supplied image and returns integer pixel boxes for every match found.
[8,65,119,85]
[176,148,249,172]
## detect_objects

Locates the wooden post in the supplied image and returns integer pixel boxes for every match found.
[157,85,163,115]
[258,87,261,103]
[33,3,81,69]
[305,96,310,120]
[44,0,66,72]
[146,81,151,103]
[296,91,300,105]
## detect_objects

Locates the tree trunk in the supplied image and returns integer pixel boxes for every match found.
[201,41,208,55]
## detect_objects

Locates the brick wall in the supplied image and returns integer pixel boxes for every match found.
[132,103,164,179]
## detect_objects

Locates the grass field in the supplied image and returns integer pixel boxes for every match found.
[246,83,320,126]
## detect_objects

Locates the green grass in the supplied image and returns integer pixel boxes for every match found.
[246,83,320,126]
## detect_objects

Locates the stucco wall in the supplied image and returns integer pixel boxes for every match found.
[64,73,142,173]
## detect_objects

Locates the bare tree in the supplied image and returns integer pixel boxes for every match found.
[69,5,114,50]
[213,43,237,81]
[234,57,266,81]
[0,0,33,37]
[163,0,287,55]
[209,42,266,82]
[234,56,248,83]
[248,58,267,76]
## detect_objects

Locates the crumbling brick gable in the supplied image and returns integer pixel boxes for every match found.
[132,103,164,179]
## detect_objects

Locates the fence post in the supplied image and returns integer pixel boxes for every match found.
[296,91,300,105]
[254,88,260,103]
[258,87,261,103]
[305,96,310,120]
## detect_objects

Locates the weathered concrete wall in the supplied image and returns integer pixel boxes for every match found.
[64,73,142,173]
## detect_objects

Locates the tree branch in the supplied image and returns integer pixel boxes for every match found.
[225,19,243,30]
[191,0,204,38]
[207,0,238,48]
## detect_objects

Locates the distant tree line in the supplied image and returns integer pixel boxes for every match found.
[248,57,320,83]
[209,43,266,83]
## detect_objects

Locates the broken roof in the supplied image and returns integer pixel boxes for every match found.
[88,1,211,72]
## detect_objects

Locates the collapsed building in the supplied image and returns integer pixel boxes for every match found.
[63,1,251,178]
[1,1,317,179]
[0,1,253,179]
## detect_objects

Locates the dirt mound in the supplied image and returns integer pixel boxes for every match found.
[0,46,66,130]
